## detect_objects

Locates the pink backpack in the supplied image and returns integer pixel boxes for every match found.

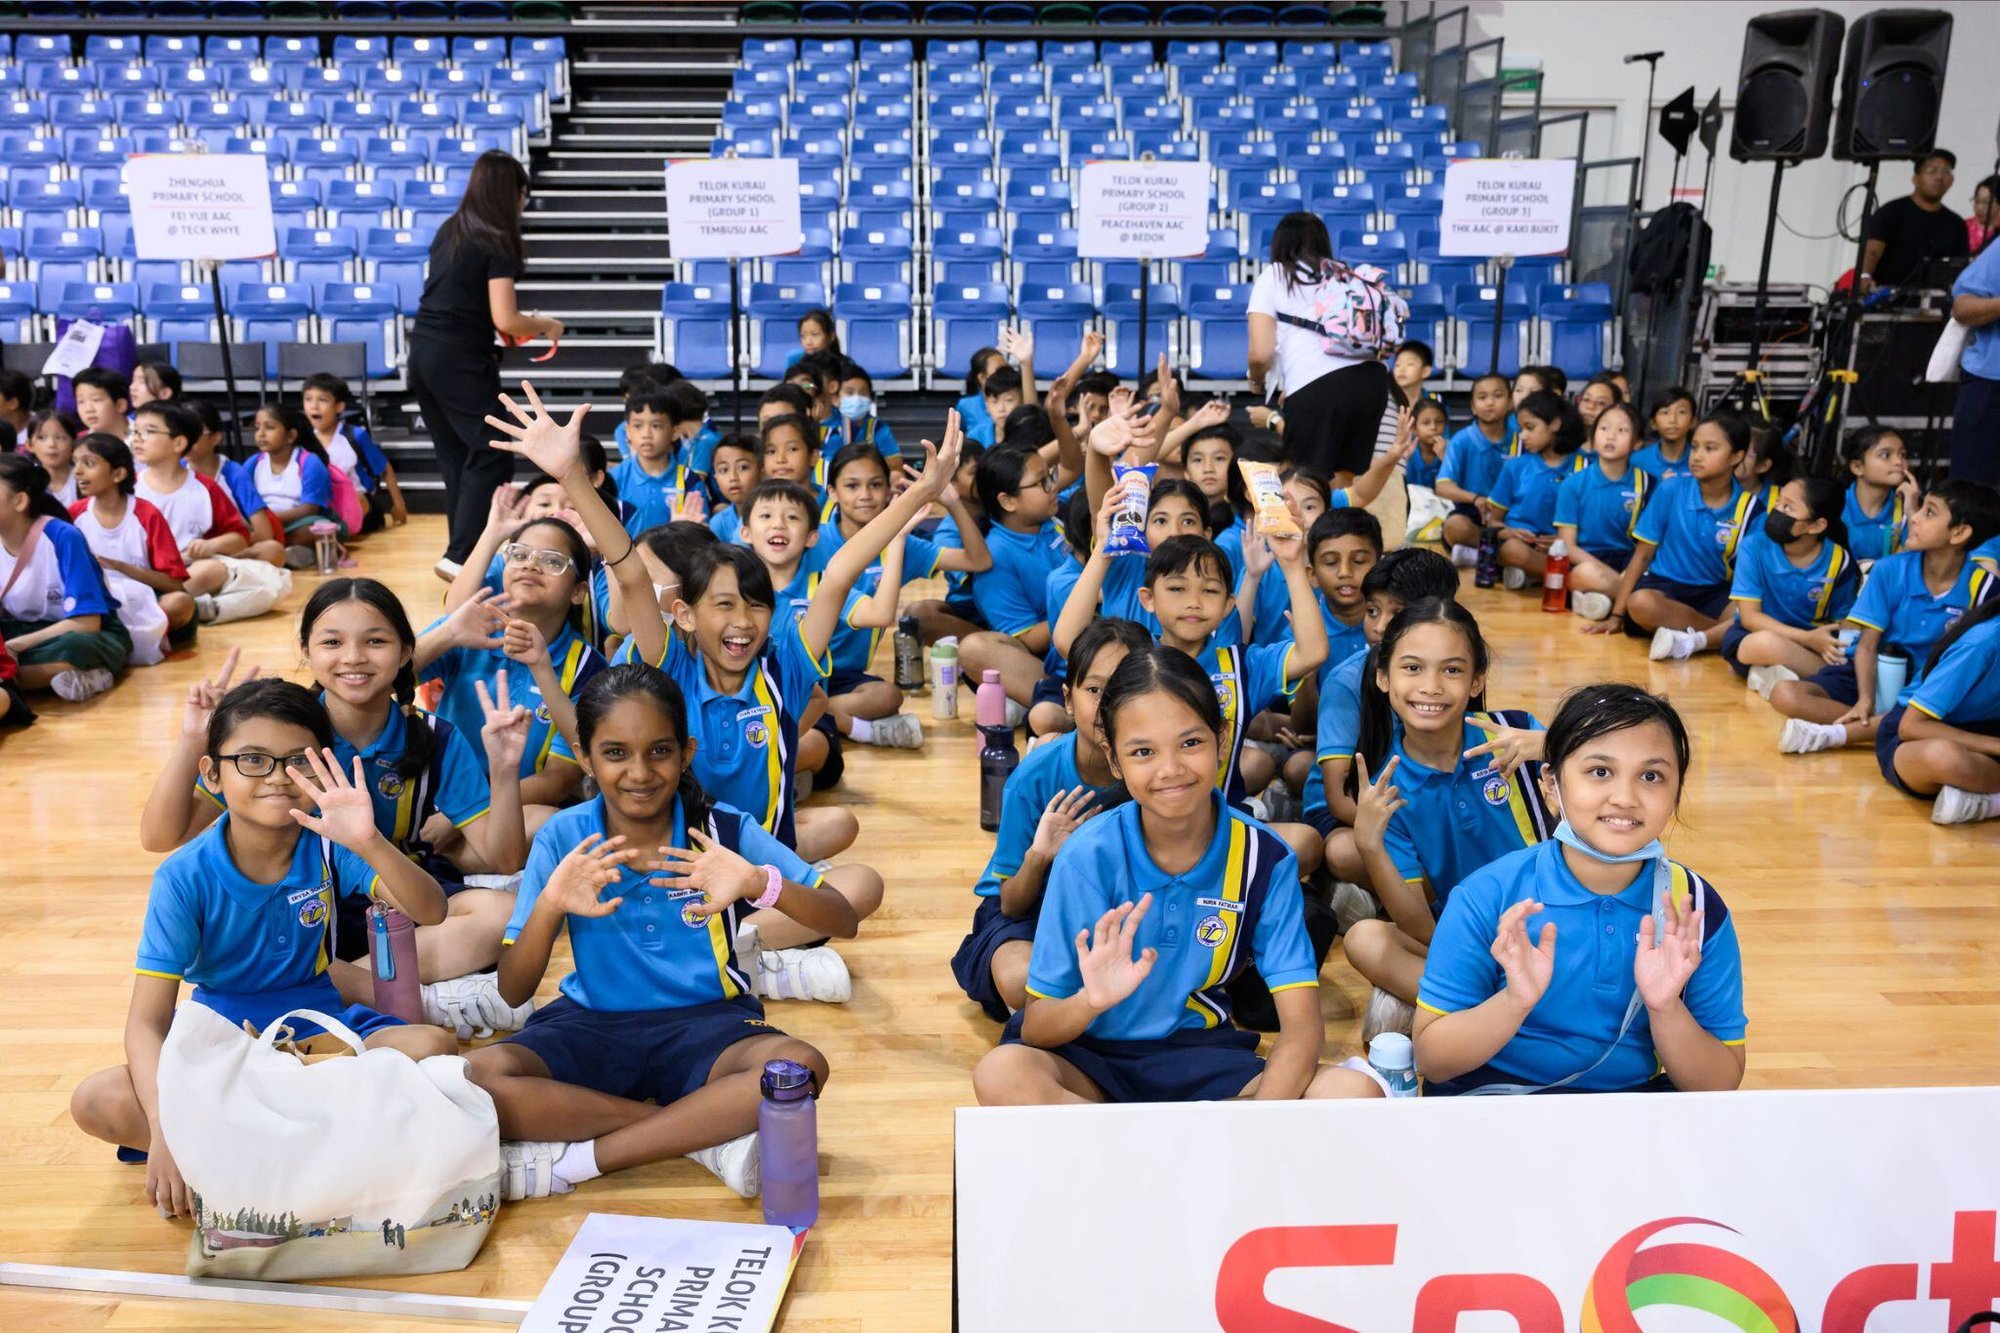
[327,464,365,535]
[1276,259,1408,359]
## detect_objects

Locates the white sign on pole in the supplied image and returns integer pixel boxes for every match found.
[957,1086,2000,1331]
[1076,160,1211,259]
[520,1214,800,1333]
[124,154,276,262]
[1439,157,1576,258]
[664,158,803,261]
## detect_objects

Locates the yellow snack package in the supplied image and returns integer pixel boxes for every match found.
[1239,459,1301,538]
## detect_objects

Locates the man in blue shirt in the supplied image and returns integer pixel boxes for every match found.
[1950,233,2000,486]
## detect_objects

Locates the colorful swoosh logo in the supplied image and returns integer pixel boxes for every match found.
[1583,1217,1799,1333]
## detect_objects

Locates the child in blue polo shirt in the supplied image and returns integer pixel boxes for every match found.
[970,646,1384,1105]
[469,665,856,1202]
[419,515,606,814]
[705,434,761,547]
[952,618,1148,1023]
[1557,402,1651,621]
[1722,477,1861,692]
[70,679,456,1215]
[250,403,343,561]
[1415,683,1748,1094]
[1491,390,1590,591]
[1404,398,1449,493]
[759,412,826,509]
[1344,599,1554,1032]
[1435,372,1517,555]
[824,359,899,464]
[1595,411,1765,659]
[1840,426,1914,564]
[610,389,695,535]
[1633,386,1697,479]
[1876,599,2000,825]
[954,441,1070,721]
[186,400,289,564]
[956,346,1006,446]
[1775,481,2000,754]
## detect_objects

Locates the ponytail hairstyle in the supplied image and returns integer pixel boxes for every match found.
[298,577,435,782]
[1745,425,1795,488]
[964,345,1003,396]
[505,516,593,637]
[573,664,713,831]
[76,432,137,495]
[1920,590,2000,680]
[0,452,74,523]
[1786,476,1850,551]
[1097,642,1226,749]
[1517,389,1584,456]
[1347,597,1490,799]
[206,677,336,761]
[796,307,841,356]
[1695,409,1753,458]
[262,402,330,469]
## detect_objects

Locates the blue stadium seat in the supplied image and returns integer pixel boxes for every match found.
[1452,282,1529,377]
[657,283,737,382]
[1170,228,1243,290]
[360,227,432,312]
[85,35,143,63]
[0,135,62,191]
[0,280,36,342]
[452,36,511,69]
[295,138,364,187]
[393,35,451,70]
[29,66,95,97]
[765,225,834,289]
[1187,283,1250,382]
[931,281,1010,388]
[115,229,188,294]
[932,178,1001,230]
[281,226,359,288]
[845,179,916,232]
[839,226,914,287]
[1336,228,1411,281]
[748,281,827,379]
[741,38,795,66]
[1312,182,1378,224]
[327,180,399,231]
[232,282,313,375]
[49,95,117,135]
[269,179,324,228]
[207,35,263,66]
[57,280,138,324]
[332,36,391,66]
[362,138,431,192]
[1536,282,1615,380]
[27,226,104,311]
[315,282,401,378]
[1101,280,1181,377]
[0,99,47,136]
[143,282,216,346]
[1400,282,1448,361]
[1015,281,1094,373]
[932,226,1005,288]
[1010,225,1080,289]
[1003,176,1070,224]
[15,180,83,238]
[262,36,319,67]
[834,280,913,380]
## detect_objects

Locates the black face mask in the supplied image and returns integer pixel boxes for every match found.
[1762,510,1802,545]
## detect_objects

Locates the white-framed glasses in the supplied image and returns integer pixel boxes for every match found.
[500,542,575,577]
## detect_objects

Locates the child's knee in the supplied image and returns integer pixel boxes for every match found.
[778,1039,831,1091]
[1768,680,1811,715]
[1893,739,1949,790]
[1028,701,1072,736]
[1306,1064,1386,1100]
[1343,918,1389,972]
[796,726,829,772]
[1276,822,1322,877]
[373,1024,458,1061]
[971,1045,1035,1106]
[69,1067,133,1140]
[991,942,1031,1006]
[1282,749,1313,789]
[827,862,884,920]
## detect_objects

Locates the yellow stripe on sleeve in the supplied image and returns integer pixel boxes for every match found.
[134,968,182,981]
[1415,998,1451,1016]
[1268,980,1319,994]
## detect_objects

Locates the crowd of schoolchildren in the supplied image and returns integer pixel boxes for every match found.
[23,302,2000,1217]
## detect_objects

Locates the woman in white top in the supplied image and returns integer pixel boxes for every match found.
[1246,212,1397,482]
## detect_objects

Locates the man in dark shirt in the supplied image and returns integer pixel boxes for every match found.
[1861,149,1970,290]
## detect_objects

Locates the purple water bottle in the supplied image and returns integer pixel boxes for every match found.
[368,904,422,1023]
[758,1059,819,1228]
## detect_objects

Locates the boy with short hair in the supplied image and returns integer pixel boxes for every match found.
[824,358,898,462]
[72,367,131,440]
[611,389,695,534]
[969,366,1024,447]
[705,433,762,546]
[1391,339,1433,410]
[757,383,816,429]
[1435,372,1517,555]
[129,401,277,622]
[184,400,286,563]
[301,372,407,528]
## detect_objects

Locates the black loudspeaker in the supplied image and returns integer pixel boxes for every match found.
[1729,8,1845,162]
[1833,9,1953,162]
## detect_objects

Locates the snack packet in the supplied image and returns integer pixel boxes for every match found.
[1104,462,1156,557]
[1239,459,1301,538]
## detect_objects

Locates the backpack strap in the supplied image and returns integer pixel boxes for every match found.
[0,517,50,607]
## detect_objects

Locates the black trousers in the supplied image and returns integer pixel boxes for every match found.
[1283,358,1394,479]
[1951,372,2000,488]
[409,336,512,563]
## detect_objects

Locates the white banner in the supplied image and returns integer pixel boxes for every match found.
[665,158,803,261]
[125,153,276,262]
[1439,157,1575,258]
[957,1086,2000,1331]
[520,1214,799,1333]
[1077,160,1211,259]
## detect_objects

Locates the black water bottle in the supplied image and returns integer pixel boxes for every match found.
[1474,524,1500,589]
[978,724,1018,832]
[894,614,923,691]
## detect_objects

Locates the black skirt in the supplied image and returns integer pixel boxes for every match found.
[1283,358,1394,478]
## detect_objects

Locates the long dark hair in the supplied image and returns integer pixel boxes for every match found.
[1516,390,1584,457]
[1098,642,1225,748]
[1269,211,1334,287]
[1068,616,1152,698]
[437,148,528,269]
[0,453,72,523]
[261,402,331,470]
[299,578,435,782]
[1784,476,1851,552]
[1348,597,1490,799]
[1921,594,2000,679]
[574,664,713,831]
[963,345,1001,395]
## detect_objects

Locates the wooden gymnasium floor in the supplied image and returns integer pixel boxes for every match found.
[2,516,1996,1330]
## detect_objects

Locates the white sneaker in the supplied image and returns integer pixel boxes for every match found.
[1003,698,1027,730]
[686,1131,760,1198]
[500,1140,574,1200]
[1360,988,1416,1045]
[1745,664,1799,699]
[285,544,317,571]
[1932,785,1998,825]
[422,972,535,1040]
[870,712,924,749]
[1449,544,1478,569]
[50,667,114,702]
[194,593,221,625]
[1649,626,1698,661]
[1778,718,1846,754]
[1501,566,1528,591]
[1330,880,1381,935]
[1573,591,1612,621]
[756,945,853,1003]
[433,557,464,582]
[460,872,523,892]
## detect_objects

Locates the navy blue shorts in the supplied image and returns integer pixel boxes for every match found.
[1304,806,1338,838]
[827,667,883,698]
[191,977,404,1040]
[945,596,985,629]
[333,852,481,962]
[502,994,782,1104]
[1718,619,1752,677]
[1000,1012,1265,1103]
[1802,658,1861,706]
[1424,1066,1675,1096]
[950,895,1037,1023]
[1874,705,2000,797]
[1448,501,1482,530]
[1625,572,1731,637]
[1582,545,1632,573]
[1030,671,1066,711]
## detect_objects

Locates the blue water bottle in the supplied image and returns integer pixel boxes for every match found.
[1874,653,1908,717]
[1368,1032,1420,1098]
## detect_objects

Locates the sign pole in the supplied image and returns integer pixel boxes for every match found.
[728,254,743,431]
[203,258,248,457]
[1135,256,1150,388]
[1487,253,1512,377]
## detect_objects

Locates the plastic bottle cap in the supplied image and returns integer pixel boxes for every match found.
[760,1058,816,1101]
[982,669,1000,684]
[1368,1031,1414,1070]
[1547,539,1566,558]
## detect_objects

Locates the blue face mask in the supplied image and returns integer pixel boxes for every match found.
[837,394,872,422]
[1550,817,1663,866]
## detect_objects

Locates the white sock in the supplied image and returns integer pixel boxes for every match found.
[1673,628,1704,658]
[1823,722,1849,746]
[847,716,874,743]
[1978,791,2000,820]
[553,1139,601,1187]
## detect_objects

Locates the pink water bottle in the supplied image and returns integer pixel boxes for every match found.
[368,904,422,1023]
[975,668,1008,731]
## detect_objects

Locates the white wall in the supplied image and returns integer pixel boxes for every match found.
[1460,0,2000,286]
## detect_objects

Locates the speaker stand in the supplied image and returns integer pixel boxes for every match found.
[1727,159,1788,419]
[1825,160,1882,459]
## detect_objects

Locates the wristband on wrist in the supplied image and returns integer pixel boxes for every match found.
[752,864,784,910]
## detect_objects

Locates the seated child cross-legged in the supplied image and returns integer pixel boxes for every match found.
[470,666,856,1202]
[1556,402,1650,621]
[1876,598,2000,825]
[971,646,1384,1105]
[71,680,457,1216]
[1414,683,1747,1095]
[1720,476,1860,696]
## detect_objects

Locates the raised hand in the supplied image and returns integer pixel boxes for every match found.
[1029,785,1100,861]
[1634,895,1704,1012]
[485,380,593,480]
[486,483,526,535]
[183,645,257,741]
[652,829,766,919]
[1241,527,1274,579]
[998,325,1035,364]
[1076,893,1157,1012]
[1152,353,1180,421]
[1267,498,1307,569]
[500,616,549,666]
[1093,474,1130,548]
[477,669,531,773]
[446,586,510,650]
[541,832,635,918]
[1463,715,1544,777]
[1087,398,1155,459]
[1351,753,1406,853]
[911,410,963,505]
[1490,899,1556,1013]
[1077,327,1105,368]
[670,489,708,523]
[1188,397,1231,432]
[1391,405,1416,462]
[287,749,381,849]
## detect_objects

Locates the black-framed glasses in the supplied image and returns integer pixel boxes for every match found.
[500,542,575,576]
[1031,470,1058,493]
[214,751,317,778]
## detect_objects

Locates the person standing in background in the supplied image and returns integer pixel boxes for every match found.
[1967,174,1998,256]
[408,151,564,580]
[1948,225,2000,486]
[1859,150,1969,291]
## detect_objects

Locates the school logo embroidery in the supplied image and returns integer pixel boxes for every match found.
[1195,915,1228,947]
[377,773,404,798]
[1808,581,1827,602]
[1713,521,1735,548]
[296,895,328,929]
[680,901,708,928]
[1212,675,1236,714]
[534,702,551,723]
[1619,489,1637,514]
[744,720,769,747]
[1482,775,1510,806]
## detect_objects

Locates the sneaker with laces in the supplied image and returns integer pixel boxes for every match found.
[686,1131,760,1198]
[1360,988,1416,1045]
[1745,664,1799,699]
[422,972,535,1039]
[500,1140,574,1200]
[1649,626,1697,661]
[1932,785,1998,825]
[1501,566,1528,591]
[1330,880,1381,935]
[1777,718,1846,754]
[757,945,853,1003]
[1572,591,1612,621]
[870,712,924,748]
[50,667,114,702]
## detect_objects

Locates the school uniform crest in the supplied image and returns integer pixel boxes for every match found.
[1482,774,1510,805]
[679,901,707,928]
[744,719,770,747]
[1712,521,1735,547]
[1210,674,1236,714]
[296,896,329,929]
[1195,915,1228,947]
[376,772,404,798]
[534,702,552,723]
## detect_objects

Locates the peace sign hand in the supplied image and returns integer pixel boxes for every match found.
[184,645,257,742]
[1634,895,1705,1013]
[1490,899,1557,1013]
[1029,785,1100,861]
[652,829,766,918]
[485,380,593,480]
[1351,753,1406,853]
[1076,893,1157,1013]
[287,748,381,850]
[476,669,531,771]
[1462,715,1545,778]
[541,833,634,918]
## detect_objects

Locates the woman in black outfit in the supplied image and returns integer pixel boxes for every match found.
[407,150,563,577]
[1245,212,1394,480]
